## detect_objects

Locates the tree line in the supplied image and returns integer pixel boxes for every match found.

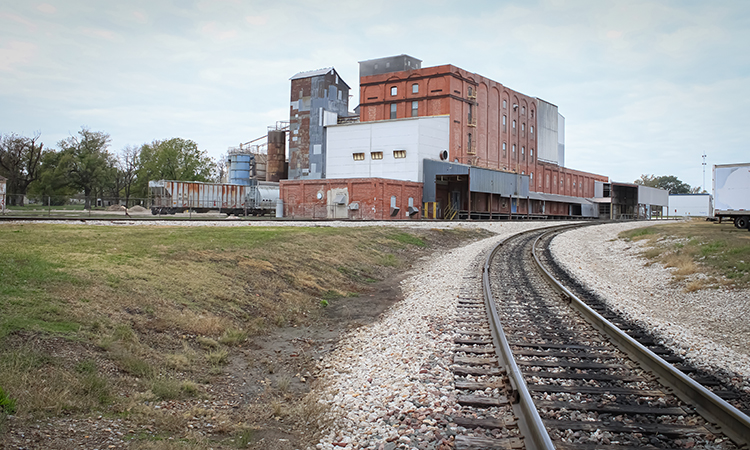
[633,174,705,194]
[0,128,225,209]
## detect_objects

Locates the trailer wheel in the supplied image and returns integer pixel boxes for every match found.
[735,217,749,229]
[151,208,158,216]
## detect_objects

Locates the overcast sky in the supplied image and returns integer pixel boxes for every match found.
[2,0,748,190]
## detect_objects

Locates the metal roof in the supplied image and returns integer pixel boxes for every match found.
[290,67,333,80]
[527,192,594,205]
[289,67,351,88]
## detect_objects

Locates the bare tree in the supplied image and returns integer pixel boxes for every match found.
[119,144,140,206]
[214,152,228,183]
[0,132,44,206]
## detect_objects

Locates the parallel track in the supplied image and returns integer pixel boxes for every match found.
[451,225,750,449]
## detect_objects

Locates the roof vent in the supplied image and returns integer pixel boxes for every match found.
[439,150,448,161]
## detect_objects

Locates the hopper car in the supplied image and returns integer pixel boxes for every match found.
[149,180,279,216]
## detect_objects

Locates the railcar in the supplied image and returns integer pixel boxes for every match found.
[149,180,279,216]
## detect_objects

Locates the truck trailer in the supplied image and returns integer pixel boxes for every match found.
[713,163,750,230]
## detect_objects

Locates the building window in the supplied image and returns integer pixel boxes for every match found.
[502,142,507,156]
[503,100,507,109]
[468,104,473,123]
[412,83,418,94]
[411,101,418,117]
[522,146,525,160]
[512,144,516,159]
[530,125,534,135]
[521,106,525,115]
[391,86,397,96]
[512,120,516,130]
[503,115,507,131]
[467,133,473,152]
[530,109,534,118]
[393,150,406,159]
[530,148,534,160]
[371,151,383,160]
[338,91,342,101]
[530,172,534,181]
[522,123,525,134]
[390,103,397,119]
[522,171,525,175]
[353,153,365,161]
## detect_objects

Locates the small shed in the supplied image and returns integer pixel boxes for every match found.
[0,175,6,212]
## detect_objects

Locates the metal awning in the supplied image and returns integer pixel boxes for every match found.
[525,192,594,205]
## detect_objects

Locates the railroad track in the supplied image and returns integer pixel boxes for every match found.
[450,224,750,450]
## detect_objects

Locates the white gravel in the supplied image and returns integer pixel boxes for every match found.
[550,221,750,391]
[308,221,561,450]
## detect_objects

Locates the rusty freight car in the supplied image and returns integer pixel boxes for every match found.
[149,180,279,216]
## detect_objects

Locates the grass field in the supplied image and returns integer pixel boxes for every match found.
[0,223,484,447]
[619,218,750,290]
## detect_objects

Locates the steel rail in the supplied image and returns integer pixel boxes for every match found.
[531,228,750,447]
[481,224,585,450]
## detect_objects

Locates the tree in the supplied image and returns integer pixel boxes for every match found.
[119,145,140,206]
[135,138,216,196]
[26,149,78,204]
[634,174,692,194]
[214,152,228,183]
[0,132,44,206]
[58,128,112,209]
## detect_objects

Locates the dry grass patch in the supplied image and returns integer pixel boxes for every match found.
[619,219,750,289]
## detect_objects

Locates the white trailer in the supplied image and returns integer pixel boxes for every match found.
[668,193,713,217]
[713,163,750,230]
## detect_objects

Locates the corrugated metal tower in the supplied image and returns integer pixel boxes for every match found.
[288,67,349,180]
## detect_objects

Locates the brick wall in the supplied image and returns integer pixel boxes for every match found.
[280,178,423,220]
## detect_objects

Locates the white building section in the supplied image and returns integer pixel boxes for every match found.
[325,115,450,182]
[668,194,713,217]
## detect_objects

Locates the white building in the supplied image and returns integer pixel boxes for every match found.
[325,115,450,182]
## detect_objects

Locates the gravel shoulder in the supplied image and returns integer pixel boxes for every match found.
[550,221,750,389]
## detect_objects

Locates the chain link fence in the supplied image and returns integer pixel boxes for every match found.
[1,194,152,217]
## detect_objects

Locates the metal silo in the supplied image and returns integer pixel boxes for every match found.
[227,149,255,186]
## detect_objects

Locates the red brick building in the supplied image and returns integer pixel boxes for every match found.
[358,59,607,206]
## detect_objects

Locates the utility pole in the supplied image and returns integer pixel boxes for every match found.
[702,153,707,193]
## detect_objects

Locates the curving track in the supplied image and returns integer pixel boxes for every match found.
[451,224,750,450]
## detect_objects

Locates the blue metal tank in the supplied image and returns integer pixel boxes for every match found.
[228,153,254,186]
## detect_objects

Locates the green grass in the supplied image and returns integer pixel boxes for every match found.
[619,219,750,287]
[0,222,478,435]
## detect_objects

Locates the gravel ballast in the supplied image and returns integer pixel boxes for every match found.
[550,221,750,391]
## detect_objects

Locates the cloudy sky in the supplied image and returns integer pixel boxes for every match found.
[2,0,748,190]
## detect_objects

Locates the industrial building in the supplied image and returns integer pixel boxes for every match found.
[592,181,669,220]
[281,55,612,219]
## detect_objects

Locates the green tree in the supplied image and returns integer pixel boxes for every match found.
[26,149,78,204]
[634,174,692,194]
[58,128,113,209]
[135,138,215,196]
[0,132,44,206]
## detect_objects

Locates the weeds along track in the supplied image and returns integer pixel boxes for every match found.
[460,225,750,450]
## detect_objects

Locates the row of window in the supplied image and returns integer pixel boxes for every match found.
[391,84,420,97]
[390,102,420,119]
[352,150,407,161]
[501,142,535,162]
